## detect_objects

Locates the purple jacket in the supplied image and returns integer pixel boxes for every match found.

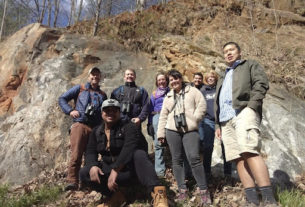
[148,87,169,124]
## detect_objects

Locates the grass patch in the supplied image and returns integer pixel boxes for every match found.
[0,184,63,207]
[277,188,305,207]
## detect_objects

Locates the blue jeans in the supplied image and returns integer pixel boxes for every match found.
[152,114,166,176]
[201,118,232,175]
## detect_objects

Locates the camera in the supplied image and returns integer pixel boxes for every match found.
[121,102,131,114]
[85,104,95,117]
[174,113,187,128]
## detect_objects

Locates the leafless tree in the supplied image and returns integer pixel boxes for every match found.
[68,0,76,26]
[53,0,60,27]
[0,0,8,41]
[47,0,52,26]
[136,0,146,11]
[76,0,83,22]
[105,0,113,17]
[38,0,47,23]
[92,0,102,36]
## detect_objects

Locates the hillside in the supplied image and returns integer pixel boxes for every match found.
[0,0,304,206]
[70,0,305,99]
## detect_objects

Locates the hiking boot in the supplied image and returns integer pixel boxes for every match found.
[175,189,188,203]
[64,183,78,191]
[151,186,168,207]
[99,191,126,207]
[199,189,212,206]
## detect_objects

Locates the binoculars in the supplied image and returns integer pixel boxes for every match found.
[85,104,95,117]
[121,102,131,114]
[174,113,187,128]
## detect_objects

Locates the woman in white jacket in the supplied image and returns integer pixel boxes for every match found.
[157,69,211,205]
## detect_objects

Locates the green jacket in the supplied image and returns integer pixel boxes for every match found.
[214,59,269,129]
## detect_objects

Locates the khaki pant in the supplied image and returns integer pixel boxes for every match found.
[221,107,261,162]
[67,122,92,184]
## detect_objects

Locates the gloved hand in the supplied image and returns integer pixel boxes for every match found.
[147,124,154,137]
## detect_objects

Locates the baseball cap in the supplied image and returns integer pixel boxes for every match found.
[102,99,121,110]
[88,67,101,75]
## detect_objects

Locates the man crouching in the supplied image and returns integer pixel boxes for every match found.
[80,99,168,207]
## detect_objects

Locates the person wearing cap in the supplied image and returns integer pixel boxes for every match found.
[79,99,169,207]
[58,66,107,191]
[110,69,150,126]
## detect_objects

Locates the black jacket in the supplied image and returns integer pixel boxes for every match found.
[84,120,148,170]
[111,82,150,123]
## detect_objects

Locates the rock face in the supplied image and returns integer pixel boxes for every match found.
[0,23,154,185]
[0,0,305,185]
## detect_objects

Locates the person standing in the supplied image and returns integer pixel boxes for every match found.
[58,67,107,191]
[157,69,211,205]
[111,69,150,127]
[148,72,170,177]
[215,42,277,206]
[201,71,232,178]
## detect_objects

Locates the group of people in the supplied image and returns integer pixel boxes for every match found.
[58,42,278,207]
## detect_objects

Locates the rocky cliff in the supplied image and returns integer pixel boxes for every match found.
[0,0,304,185]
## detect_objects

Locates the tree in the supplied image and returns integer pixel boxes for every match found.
[92,0,102,36]
[0,0,8,41]
[53,0,60,27]
[76,0,83,22]
[68,0,75,26]
[47,0,52,26]
[38,0,47,23]
[105,0,112,17]
[136,0,146,11]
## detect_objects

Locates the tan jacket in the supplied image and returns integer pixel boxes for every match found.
[157,85,206,138]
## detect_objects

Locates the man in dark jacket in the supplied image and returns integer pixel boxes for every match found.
[79,99,168,207]
[214,42,277,206]
[111,69,150,125]
[58,67,107,191]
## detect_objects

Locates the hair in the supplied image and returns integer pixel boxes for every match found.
[167,69,183,80]
[125,68,136,76]
[223,42,241,52]
[155,71,169,87]
[203,70,219,86]
[193,72,203,79]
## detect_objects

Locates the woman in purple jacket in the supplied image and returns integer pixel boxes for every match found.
[148,72,170,177]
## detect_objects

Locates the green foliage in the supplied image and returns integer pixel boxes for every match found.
[277,188,305,207]
[0,184,63,207]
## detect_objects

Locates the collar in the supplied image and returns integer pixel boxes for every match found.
[86,82,100,91]
[125,82,136,87]
[167,85,191,97]
[225,59,244,74]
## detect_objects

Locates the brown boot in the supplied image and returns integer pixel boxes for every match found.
[151,186,169,207]
[98,191,126,207]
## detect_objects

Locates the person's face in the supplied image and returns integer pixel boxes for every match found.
[156,75,167,88]
[88,70,101,86]
[193,75,203,86]
[223,44,241,66]
[169,76,182,92]
[102,107,120,124]
[124,70,136,82]
[207,76,216,86]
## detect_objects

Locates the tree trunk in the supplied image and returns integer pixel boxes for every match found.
[0,0,8,41]
[68,0,75,26]
[105,0,112,17]
[53,0,60,27]
[76,0,83,23]
[47,0,52,26]
[136,0,146,11]
[38,0,47,23]
[92,0,102,36]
